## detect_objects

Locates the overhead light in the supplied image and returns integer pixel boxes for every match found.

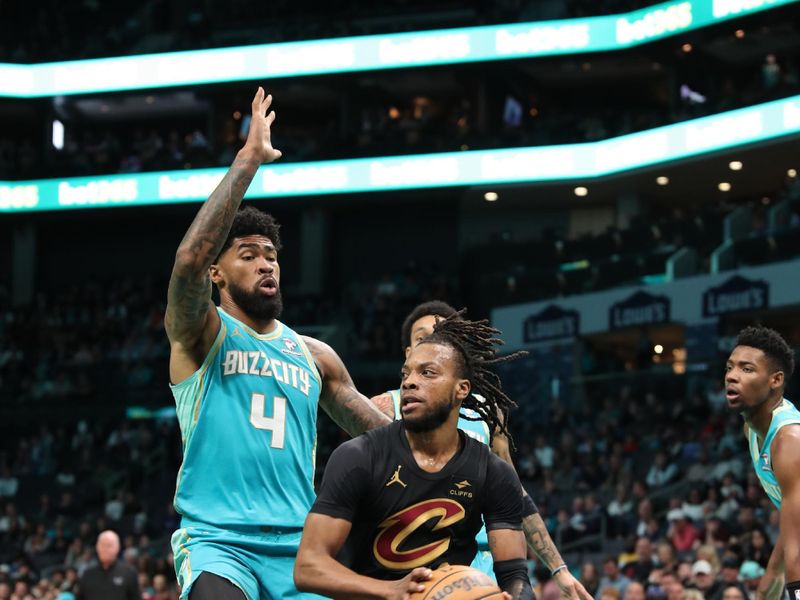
[735,29,745,39]
[681,43,692,53]
[718,182,732,192]
[656,176,669,186]
[484,191,498,202]
[788,168,797,178]
[388,106,400,119]
[729,160,743,171]
[654,345,664,354]
[574,186,588,197]
[529,107,539,117]
[145,96,155,104]
[233,111,241,120]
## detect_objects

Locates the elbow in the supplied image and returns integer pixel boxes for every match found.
[293,554,314,592]
[173,247,206,273]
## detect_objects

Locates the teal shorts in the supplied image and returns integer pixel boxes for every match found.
[172,519,325,600]
[470,546,495,580]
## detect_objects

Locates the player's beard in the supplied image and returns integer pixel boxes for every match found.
[228,280,283,322]
[402,398,453,433]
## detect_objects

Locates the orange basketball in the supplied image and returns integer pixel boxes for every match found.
[410,565,504,600]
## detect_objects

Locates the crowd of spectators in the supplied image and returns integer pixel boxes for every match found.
[0,416,183,599]
[0,366,793,599]
[519,381,786,600]
[3,48,798,181]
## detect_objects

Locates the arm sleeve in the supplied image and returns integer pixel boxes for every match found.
[483,454,524,531]
[309,435,372,522]
[494,558,535,600]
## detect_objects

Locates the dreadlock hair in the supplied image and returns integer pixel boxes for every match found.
[400,300,459,351]
[419,310,527,448]
[736,326,794,382]
[214,206,282,262]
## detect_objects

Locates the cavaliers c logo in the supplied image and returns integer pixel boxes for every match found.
[373,498,465,570]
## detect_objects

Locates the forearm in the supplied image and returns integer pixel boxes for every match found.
[307,337,392,436]
[325,389,392,436]
[758,540,785,600]
[494,558,535,600]
[522,513,564,571]
[175,149,260,269]
[503,581,535,600]
[295,552,389,600]
[785,538,799,582]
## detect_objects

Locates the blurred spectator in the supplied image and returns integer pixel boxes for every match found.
[595,556,630,600]
[0,468,17,498]
[738,560,764,598]
[705,557,748,600]
[622,581,644,600]
[690,559,716,596]
[76,530,140,600]
[646,451,678,488]
[581,562,601,598]
[666,510,700,554]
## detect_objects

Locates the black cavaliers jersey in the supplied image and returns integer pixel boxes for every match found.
[311,420,523,579]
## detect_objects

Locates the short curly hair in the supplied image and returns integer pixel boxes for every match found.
[216,206,282,261]
[736,326,794,379]
[400,300,458,351]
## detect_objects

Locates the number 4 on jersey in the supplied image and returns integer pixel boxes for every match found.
[249,393,286,449]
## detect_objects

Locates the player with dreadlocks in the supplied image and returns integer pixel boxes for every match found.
[372,301,591,599]
[294,314,535,599]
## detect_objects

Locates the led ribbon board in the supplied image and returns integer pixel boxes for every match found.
[2,94,799,212]
[0,0,796,97]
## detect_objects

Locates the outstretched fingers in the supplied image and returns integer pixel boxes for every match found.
[262,92,273,114]
[251,87,265,114]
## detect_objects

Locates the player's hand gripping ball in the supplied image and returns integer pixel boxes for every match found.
[409,565,505,600]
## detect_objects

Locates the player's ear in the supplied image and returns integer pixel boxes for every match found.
[404,346,412,359]
[209,263,224,287]
[769,370,784,391]
[455,378,470,403]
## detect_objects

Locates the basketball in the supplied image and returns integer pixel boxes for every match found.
[410,565,504,600]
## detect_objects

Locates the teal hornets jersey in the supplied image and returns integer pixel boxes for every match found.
[171,308,322,528]
[747,398,800,509]
[387,389,491,548]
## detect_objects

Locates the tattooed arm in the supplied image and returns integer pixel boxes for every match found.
[492,428,592,600]
[303,337,392,436]
[165,87,281,384]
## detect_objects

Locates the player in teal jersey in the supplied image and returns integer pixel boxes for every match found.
[725,326,800,600]
[371,301,591,600]
[165,88,390,600]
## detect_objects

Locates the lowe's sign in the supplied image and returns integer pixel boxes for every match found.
[492,258,799,349]
[702,275,769,317]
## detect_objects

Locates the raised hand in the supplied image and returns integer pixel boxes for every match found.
[243,87,282,164]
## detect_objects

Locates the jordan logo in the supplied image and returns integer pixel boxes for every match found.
[454,480,471,490]
[231,327,242,337]
[386,465,407,488]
